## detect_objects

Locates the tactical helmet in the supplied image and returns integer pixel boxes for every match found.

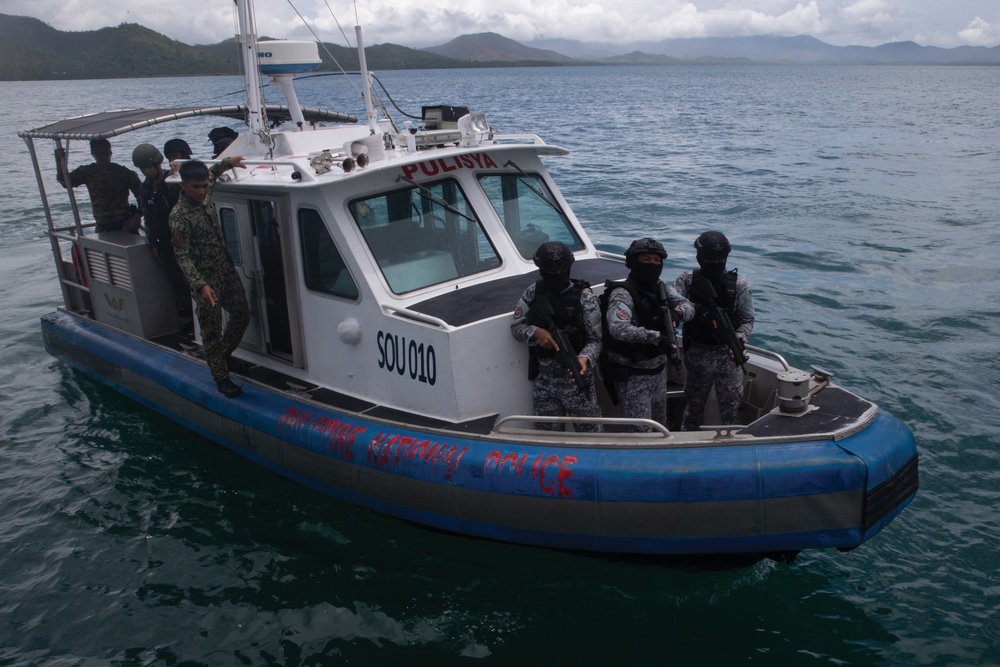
[694,231,731,260]
[208,127,238,144]
[624,237,667,267]
[131,143,164,168]
[533,241,575,273]
[163,138,192,159]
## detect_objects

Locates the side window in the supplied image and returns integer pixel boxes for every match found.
[478,173,584,259]
[349,178,501,294]
[299,208,359,300]
[219,207,243,265]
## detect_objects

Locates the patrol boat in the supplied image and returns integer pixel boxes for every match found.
[19,0,917,560]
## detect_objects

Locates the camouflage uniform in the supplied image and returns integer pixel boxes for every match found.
[606,282,694,432]
[58,162,141,232]
[511,281,603,432]
[170,161,249,382]
[140,171,189,318]
[674,270,754,430]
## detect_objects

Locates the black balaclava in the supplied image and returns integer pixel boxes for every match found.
[541,270,571,293]
[698,260,727,282]
[630,262,662,291]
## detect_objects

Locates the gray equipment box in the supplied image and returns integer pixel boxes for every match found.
[80,232,180,338]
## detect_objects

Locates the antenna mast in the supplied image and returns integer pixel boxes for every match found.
[236,0,265,151]
[355,25,378,133]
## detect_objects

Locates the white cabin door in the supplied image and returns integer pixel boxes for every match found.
[215,195,295,362]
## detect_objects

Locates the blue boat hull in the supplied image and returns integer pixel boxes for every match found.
[42,310,918,556]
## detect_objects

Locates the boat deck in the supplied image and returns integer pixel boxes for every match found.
[151,326,874,443]
[151,331,502,435]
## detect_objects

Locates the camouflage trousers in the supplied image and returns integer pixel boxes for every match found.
[614,367,666,433]
[195,266,250,382]
[681,345,744,431]
[533,369,603,433]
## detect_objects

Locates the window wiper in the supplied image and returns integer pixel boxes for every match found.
[396,175,478,223]
[503,160,567,218]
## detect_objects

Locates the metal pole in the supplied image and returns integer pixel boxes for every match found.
[236,0,265,151]
[355,25,378,134]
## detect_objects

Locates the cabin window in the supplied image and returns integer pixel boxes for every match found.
[219,207,243,265]
[349,178,501,294]
[298,208,359,300]
[477,173,584,259]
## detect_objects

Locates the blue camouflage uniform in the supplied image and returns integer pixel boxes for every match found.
[139,170,189,320]
[511,280,604,432]
[674,269,754,430]
[606,281,694,432]
[170,161,249,383]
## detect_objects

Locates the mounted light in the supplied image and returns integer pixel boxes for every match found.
[458,111,491,146]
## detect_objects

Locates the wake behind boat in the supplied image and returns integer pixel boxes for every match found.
[19,0,917,561]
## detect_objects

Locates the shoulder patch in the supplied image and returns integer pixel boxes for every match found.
[513,306,523,319]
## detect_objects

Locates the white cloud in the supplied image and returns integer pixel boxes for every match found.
[839,0,895,27]
[2,0,998,48]
[958,17,999,46]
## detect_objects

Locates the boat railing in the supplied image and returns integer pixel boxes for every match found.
[23,137,92,312]
[210,159,322,183]
[494,414,672,438]
[491,133,548,145]
[594,248,625,261]
[495,416,760,446]
[380,304,452,330]
[745,344,791,371]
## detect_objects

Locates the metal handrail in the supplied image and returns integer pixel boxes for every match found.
[494,414,672,437]
[745,343,790,371]
[380,305,452,330]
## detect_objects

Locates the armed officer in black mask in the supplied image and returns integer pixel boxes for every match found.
[605,238,693,432]
[511,242,604,432]
[674,231,755,430]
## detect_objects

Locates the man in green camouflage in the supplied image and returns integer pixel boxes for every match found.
[55,138,141,233]
[170,157,250,397]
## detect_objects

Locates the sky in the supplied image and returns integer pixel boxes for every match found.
[4,0,1000,50]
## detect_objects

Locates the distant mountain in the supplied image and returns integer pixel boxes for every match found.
[422,33,574,63]
[529,34,1000,65]
[0,14,235,79]
[2,13,999,81]
[0,14,496,80]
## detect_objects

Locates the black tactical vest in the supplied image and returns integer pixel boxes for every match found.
[527,279,588,357]
[683,269,739,346]
[603,278,664,363]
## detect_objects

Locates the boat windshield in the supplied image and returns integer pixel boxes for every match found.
[349,179,501,294]
[478,172,584,259]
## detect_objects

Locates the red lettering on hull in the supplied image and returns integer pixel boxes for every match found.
[401,153,500,181]
[366,431,468,481]
[483,449,578,497]
[277,407,364,461]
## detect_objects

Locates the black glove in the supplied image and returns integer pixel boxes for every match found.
[656,335,675,354]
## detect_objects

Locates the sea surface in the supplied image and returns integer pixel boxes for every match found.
[1,64,999,665]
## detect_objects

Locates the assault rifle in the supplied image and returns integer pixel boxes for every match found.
[690,277,750,372]
[532,295,587,394]
[655,282,684,374]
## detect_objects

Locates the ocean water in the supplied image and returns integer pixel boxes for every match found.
[1,64,999,665]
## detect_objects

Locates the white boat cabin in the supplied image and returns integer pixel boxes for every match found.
[25,103,649,428]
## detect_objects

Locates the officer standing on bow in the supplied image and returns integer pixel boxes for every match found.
[674,231,755,430]
[170,157,250,398]
[605,238,694,432]
[511,242,604,432]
